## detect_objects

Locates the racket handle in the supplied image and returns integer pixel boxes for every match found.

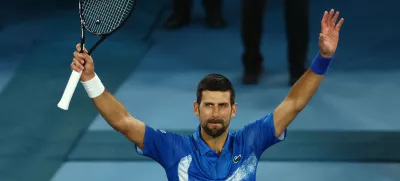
[57,70,82,110]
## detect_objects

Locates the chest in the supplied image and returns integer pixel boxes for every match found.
[195,151,235,179]
[182,151,258,181]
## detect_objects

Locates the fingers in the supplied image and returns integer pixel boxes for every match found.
[328,9,344,32]
[75,43,89,54]
[73,51,88,62]
[321,11,328,29]
[72,50,88,69]
[71,58,84,72]
[335,18,344,31]
[322,9,343,31]
[71,43,93,72]
[329,9,335,18]
[326,9,335,29]
[330,11,340,28]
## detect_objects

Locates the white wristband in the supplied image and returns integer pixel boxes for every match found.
[81,73,105,98]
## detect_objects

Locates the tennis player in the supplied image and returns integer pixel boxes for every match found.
[71,9,343,181]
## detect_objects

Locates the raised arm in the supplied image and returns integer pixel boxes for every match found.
[273,9,344,137]
[71,44,146,149]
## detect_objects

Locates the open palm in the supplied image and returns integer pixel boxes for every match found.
[319,9,344,58]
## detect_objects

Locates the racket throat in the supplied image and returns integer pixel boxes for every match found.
[88,36,108,55]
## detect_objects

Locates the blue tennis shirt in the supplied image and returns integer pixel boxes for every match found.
[135,112,286,181]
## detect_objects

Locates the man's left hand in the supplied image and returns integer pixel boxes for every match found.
[319,9,344,58]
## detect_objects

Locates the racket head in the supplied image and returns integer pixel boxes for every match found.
[78,0,136,36]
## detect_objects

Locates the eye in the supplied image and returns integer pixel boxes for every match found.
[219,103,228,108]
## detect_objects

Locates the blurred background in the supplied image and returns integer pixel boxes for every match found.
[0,0,399,180]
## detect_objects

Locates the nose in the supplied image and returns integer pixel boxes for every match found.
[212,107,220,117]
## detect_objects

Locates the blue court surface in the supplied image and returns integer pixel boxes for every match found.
[52,162,400,181]
[0,0,399,180]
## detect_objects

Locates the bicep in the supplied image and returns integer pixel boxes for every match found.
[120,115,146,149]
[273,99,300,137]
[241,113,286,157]
[133,125,186,168]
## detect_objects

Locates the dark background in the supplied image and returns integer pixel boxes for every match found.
[0,0,399,180]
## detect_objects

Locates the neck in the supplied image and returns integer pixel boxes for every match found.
[200,129,228,154]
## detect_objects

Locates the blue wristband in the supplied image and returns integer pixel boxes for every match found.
[310,52,333,75]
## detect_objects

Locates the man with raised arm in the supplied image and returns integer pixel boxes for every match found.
[70,9,343,181]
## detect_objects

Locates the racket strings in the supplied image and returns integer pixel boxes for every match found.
[81,0,135,34]
[87,0,123,30]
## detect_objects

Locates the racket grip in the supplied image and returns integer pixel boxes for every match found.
[57,70,82,110]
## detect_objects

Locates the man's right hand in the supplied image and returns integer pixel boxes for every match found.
[71,43,95,82]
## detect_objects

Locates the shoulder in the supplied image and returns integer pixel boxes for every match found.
[138,125,193,154]
[144,125,186,139]
[151,127,193,144]
[232,113,274,137]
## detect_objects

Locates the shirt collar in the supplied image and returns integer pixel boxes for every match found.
[193,125,232,156]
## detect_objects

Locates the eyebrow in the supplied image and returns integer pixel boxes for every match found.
[203,102,229,105]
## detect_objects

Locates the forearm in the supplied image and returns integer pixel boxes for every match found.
[82,74,130,133]
[286,52,332,111]
[92,90,131,133]
[287,69,324,111]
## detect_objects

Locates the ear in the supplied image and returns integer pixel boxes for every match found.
[193,101,199,116]
[231,103,237,118]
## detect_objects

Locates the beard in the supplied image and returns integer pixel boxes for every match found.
[201,118,229,138]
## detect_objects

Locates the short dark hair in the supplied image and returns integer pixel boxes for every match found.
[196,73,235,104]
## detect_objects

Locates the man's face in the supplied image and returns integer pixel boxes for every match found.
[194,90,236,138]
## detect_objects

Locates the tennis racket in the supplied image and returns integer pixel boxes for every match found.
[57,0,136,110]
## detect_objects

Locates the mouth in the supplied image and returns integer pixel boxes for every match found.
[207,122,222,127]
